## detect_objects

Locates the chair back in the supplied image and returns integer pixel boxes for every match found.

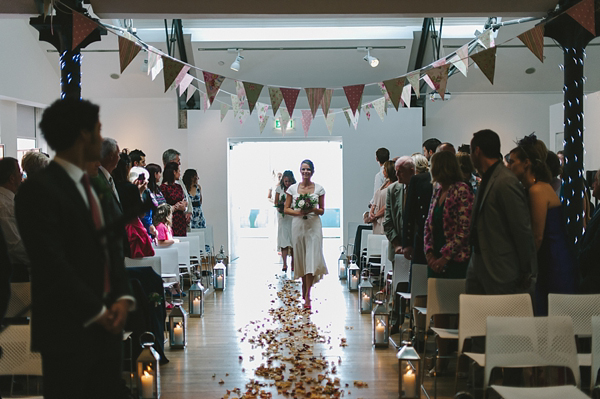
[365,234,386,260]
[177,236,201,260]
[409,263,428,311]
[484,316,580,389]
[394,255,411,284]
[360,228,371,254]
[458,293,534,354]
[592,315,600,391]
[0,325,42,376]
[124,256,162,276]
[425,278,466,330]
[381,240,392,276]
[347,221,359,250]
[6,282,31,318]
[188,230,207,256]
[548,293,600,336]
[152,247,179,279]
[171,241,190,269]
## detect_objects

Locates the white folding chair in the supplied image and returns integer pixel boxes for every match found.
[548,293,600,368]
[152,247,180,297]
[124,256,162,276]
[364,234,387,282]
[347,221,360,255]
[396,263,427,344]
[0,324,42,396]
[359,228,371,267]
[487,316,582,397]
[6,282,31,318]
[188,230,211,284]
[381,240,393,297]
[170,241,191,287]
[591,316,600,392]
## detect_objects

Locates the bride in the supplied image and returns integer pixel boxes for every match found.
[284,159,328,310]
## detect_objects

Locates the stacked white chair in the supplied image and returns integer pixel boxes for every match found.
[0,325,42,396]
[152,247,180,298]
[124,256,162,276]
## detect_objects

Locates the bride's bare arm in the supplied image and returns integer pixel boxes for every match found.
[310,194,325,216]
[284,192,302,216]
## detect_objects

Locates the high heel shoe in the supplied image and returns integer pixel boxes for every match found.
[282,266,288,272]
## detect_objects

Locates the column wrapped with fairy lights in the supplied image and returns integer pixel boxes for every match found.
[544,1,598,250]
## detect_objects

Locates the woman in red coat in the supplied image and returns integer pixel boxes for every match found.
[159,162,187,237]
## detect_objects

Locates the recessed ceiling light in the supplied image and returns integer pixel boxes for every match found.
[525,67,536,74]
[110,73,120,79]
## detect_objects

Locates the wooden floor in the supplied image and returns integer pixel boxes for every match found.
[160,237,458,399]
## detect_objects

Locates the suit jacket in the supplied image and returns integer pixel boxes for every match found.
[467,163,537,287]
[578,208,600,293]
[383,181,404,261]
[402,172,433,260]
[15,161,132,353]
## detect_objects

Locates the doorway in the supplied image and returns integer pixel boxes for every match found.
[227,138,343,262]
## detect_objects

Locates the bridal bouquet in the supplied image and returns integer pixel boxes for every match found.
[295,193,318,219]
[275,194,286,216]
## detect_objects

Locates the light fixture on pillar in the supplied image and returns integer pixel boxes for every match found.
[362,48,379,68]
[229,49,244,72]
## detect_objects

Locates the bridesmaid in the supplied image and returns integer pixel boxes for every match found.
[275,170,296,272]
[159,162,188,237]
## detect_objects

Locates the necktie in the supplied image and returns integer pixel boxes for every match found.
[108,176,120,203]
[81,174,111,294]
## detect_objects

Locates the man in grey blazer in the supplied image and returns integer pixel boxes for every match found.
[466,129,537,295]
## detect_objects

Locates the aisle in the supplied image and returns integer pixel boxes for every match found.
[159,238,401,398]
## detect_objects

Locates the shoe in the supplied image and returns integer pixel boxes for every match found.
[303,304,311,310]
[172,292,187,298]
[282,266,288,272]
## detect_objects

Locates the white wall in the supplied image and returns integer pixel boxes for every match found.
[423,92,563,155]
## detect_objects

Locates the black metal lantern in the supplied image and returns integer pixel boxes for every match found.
[347,255,360,291]
[136,332,160,399]
[168,301,187,349]
[188,279,204,318]
[358,271,374,314]
[397,341,421,398]
[338,245,348,280]
[372,292,389,348]
[213,260,226,290]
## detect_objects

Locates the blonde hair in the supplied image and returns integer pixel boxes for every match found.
[412,154,429,174]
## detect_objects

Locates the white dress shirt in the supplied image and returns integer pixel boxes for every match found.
[0,186,29,265]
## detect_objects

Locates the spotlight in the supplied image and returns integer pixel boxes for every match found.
[363,49,379,68]
[230,50,244,72]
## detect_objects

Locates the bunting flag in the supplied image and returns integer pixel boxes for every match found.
[202,92,209,112]
[342,107,352,127]
[402,85,412,108]
[373,98,386,121]
[382,77,405,111]
[280,88,301,118]
[268,87,284,117]
[325,113,335,135]
[566,0,596,36]
[148,52,163,81]
[220,103,229,122]
[449,44,469,77]
[425,65,450,100]
[186,85,196,102]
[178,73,194,97]
[517,25,545,63]
[378,82,391,102]
[174,66,191,89]
[243,82,264,114]
[301,110,313,137]
[237,110,249,125]
[471,47,497,85]
[479,29,495,49]
[343,84,365,116]
[280,108,290,135]
[364,104,372,121]
[202,71,226,105]
[231,94,242,117]
[432,58,447,68]
[407,71,421,98]
[118,36,141,73]
[72,11,98,50]
[321,89,333,117]
[162,57,186,93]
[259,115,270,134]
[346,107,360,130]
[305,88,326,118]
[256,102,270,127]
[236,80,246,102]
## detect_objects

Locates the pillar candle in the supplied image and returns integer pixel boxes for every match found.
[173,323,184,345]
[403,369,416,397]
[141,370,154,398]
[193,297,200,313]
[375,320,385,343]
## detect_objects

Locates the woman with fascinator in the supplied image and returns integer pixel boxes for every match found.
[507,134,577,315]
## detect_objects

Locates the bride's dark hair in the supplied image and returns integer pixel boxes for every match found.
[301,159,315,174]
[510,133,552,183]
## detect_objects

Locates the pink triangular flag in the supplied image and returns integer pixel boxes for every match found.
[320,89,333,117]
[118,36,141,74]
[305,88,326,118]
[280,88,301,118]
[175,66,191,89]
[425,65,450,100]
[566,0,596,36]
[518,24,545,63]
[72,11,98,50]
[202,71,226,105]
[343,84,365,116]
[378,82,391,101]
[407,71,421,98]
[449,44,469,77]
[202,92,209,112]
[186,85,196,102]
[301,110,313,137]
[178,73,194,96]
[471,47,497,85]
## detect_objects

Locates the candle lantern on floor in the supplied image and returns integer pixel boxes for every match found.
[347,255,360,291]
[216,245,227,276]
[397,341,421,398]
[188,279,204,318]
[338,245,348,280]
[213,260,226,290]
[136,332,160,399]
[358,271,374,314]
[168,301,187,349]
[372,291,389,347]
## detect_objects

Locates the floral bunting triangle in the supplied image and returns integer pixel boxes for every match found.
[118,36,141,73]
[342,107,352,127]
[364,104,372,121]
[280,108,291,135]
[231,94,241,117]
[259,115,270,134]
[378,82,391,102]
[202,71,226,105]
[407,71,421,98]
[280,88,301,118]
[518,25,545,63]
[449,44,469,77]
[373,98,386,121]
[325,113,335,135]
[566,0,596,36]
[243,82,264,115]
[237,110,249,125]
[321,89,333,117]
[162,57,186,93]
[220,103,229,122]
[202,92,209,112]
[175,66,191,89]
[256,102,270,127]
[305,88,326,118]
[72,11,98,50]
[186,85,196,102]
[343,84,365,116]
[471,47,497,85]
[402,85,412,108]
[268,87,284,117]
[382,77,405,111]
[346,107,360,130]
[479,29,495,49]
[301,110,313,137]
[178,73,194,97]
[425,65,450,100]
[236,80,246,104]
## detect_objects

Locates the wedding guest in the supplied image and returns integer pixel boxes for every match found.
[125,167,154,258]
[154,204,175,247]
[21,151,49,179]
[466,129,536,296]
[436,142,456,154]
[412,154,429,174]
[403,154,433,264]
[557,150,564,166]
[129,149,146,167]
[146,163,166,206]
[284,160,327,310]
[456,152,477,193]
[367,160,396,234]
[423,138,441,161]
[182,169,206,229]
[0,157,29,281]
[579,169,600,293]
[162,149,192,228]
[99,138,122,208]
[130,166,157,239]
[274,170,296,272]
[160,162,187,237]
[508,134,577,315]
[546,150,562,197]
[370,147,389,208]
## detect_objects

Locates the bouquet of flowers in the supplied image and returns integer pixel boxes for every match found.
[295,193,318,219]
[275,194,286,216]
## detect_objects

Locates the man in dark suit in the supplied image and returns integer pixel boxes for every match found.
[402,166,433,265]
[466,129,537,295]
[579,169,600,293]
[15,98,135,399]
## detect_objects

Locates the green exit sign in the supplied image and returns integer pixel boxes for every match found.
[275,119,294,130]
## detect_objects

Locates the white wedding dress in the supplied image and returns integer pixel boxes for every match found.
[286,183,328,282]
[275,185,292,249]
